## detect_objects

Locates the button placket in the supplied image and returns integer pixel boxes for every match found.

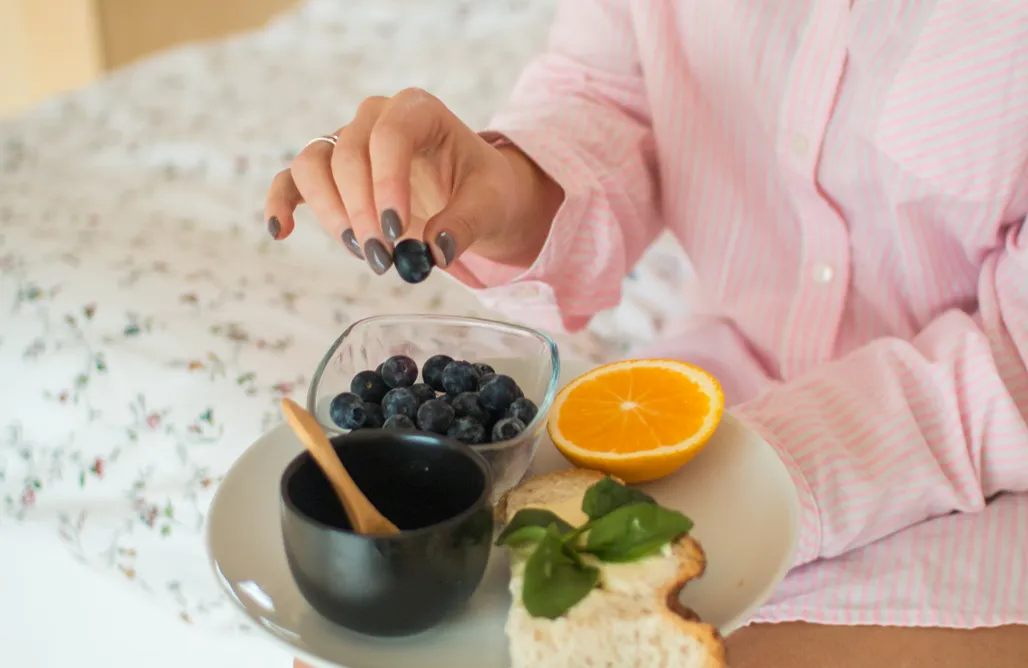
[780,201,851,380]
[776,3,851,174]
[774,3,852,380]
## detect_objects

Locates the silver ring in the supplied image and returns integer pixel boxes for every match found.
[304,134,339,149]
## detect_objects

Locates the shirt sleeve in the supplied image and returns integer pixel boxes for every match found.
[734,220,1028,568]
[446,0,664,334]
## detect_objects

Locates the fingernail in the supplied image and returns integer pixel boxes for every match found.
[381,209,403,241]
[341,229,364,259]
[434,231,457,267]
[364,238,393,275]
[267,216,281,240]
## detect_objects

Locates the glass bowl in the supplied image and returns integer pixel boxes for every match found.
[307,314,561,502]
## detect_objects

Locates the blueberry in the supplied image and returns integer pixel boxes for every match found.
[479,374,521,415]
[422,354,454,392]
[393,239,435,284]
[382,387,420,419]
[349,369,389,403]
[506,397,538,425]
[472,362,495,378]
[452,392,491,425]
[417,398,455,434]
[376,362,385,375]
[447,416,487,445]
[329,392,366,430]
[383,414,415,430]
[477,372,496,390]
[491,417,526,443]
[410,382,436,406]
[381,355,418,388]
[363,402,385,428]
[439,393,457,405]
[441,360,480,395]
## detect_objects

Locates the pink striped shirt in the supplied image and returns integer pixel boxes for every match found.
[449,0,1028,627]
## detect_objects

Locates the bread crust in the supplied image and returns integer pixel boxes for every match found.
[659,537,727,668]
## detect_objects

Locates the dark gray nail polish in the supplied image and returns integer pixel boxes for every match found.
[364,238,393,275]
[267,216,281,240]
[341,229,364,259]
[381,209,403,241]
[435,231,457,267]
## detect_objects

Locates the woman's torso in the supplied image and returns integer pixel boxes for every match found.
[636,0,1028,381]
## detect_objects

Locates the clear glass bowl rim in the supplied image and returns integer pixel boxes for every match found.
[306,313,561,453]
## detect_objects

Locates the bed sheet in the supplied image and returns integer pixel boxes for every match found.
[0,0,695,664]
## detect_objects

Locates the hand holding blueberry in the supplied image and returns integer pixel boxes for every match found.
[264,90,563,283]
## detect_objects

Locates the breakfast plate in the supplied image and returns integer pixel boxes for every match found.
[206,358,801,668]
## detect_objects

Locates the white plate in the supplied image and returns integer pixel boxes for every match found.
[207,359,800,668]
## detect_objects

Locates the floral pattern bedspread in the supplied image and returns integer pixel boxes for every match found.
[0,0,693,658]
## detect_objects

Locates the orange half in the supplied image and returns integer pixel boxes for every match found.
[547,359,724,483]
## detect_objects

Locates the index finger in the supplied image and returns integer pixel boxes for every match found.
[368,88,453,242]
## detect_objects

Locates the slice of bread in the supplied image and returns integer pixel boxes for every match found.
[499,469,727,668]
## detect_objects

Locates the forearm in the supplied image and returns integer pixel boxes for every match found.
[738,310,1028,570]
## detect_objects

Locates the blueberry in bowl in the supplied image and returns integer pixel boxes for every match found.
[328,392,367,430]
[382,386,421,420]
[416,398,455,434]
[380,354,419,388]
[383,414,415,430]
[350,369,389,403]
[306,315,561,502]
[422,354,454,392]
[441,360,480,395]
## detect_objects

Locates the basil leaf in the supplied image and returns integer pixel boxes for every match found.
[595,535,673,563]
[581,476,656,520]
[561,538,588,567]
[584,503,693,562]
[496,508,573,546]
[499,525,548,547]
[522,528,599,619]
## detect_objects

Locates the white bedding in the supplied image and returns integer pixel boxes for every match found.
[0,1,693,665]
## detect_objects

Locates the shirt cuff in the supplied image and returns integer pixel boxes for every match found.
[731,410,824,569]
[442,125,608,334]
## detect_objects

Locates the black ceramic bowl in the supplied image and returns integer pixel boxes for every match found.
[280,429,494,637]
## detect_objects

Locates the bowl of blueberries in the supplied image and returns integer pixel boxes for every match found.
[306,314,561,501]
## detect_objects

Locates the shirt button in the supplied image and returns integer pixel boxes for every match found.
[791,134,810,157]
[812,263,835,284]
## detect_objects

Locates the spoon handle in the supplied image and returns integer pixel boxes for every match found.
[280,399,399,535]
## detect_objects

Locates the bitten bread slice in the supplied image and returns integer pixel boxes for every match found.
[500,469,727,668]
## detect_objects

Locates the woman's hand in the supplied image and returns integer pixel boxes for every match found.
[265,88,562,274]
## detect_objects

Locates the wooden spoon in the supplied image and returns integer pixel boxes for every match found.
[280,398,400,535]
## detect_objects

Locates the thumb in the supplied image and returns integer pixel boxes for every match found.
[421,175,498,269]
